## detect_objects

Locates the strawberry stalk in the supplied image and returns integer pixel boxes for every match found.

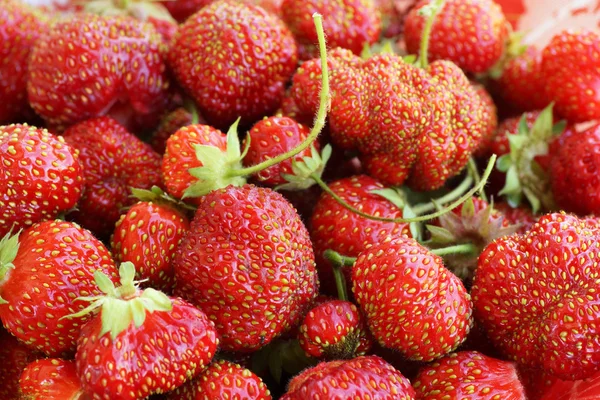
[324,249,356,301]
[416,0,446,68]
[0,231,20,305]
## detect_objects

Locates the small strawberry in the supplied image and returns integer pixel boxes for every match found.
[169,0,297,129]
[404,0,509,74]
[0,220,118,356]
[541,31,600,123]
[161,0,212,21]
[352,237,472,361]
[0,124,84,237]
[173,185,318,352]
[471,212,600,380]
[62,116,163,238]
[280,355,416,399]
[413,351,526,399]
[165,359,272,400]
[150,107,196,155]
[19,358,84,400]
[0,327,39,400]
[494,201,537,233]
[27,14,170,130]
[72,262,219,400]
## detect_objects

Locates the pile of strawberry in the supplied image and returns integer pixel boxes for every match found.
[2,0,600,398]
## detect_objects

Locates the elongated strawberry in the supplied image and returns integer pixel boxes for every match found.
[413,351,526,399]
[19,359,84,400]
[0,124,83,238]
[0,221,118,356]
[0,327,39,400]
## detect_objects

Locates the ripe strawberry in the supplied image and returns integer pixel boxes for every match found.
[74,262,219,400]
[473,82,499,157]
[404,0,509,74]
[352,237,472,361]
[0,220,118,356]
[19,358,84,400]
[0,124,83,238]
[0,327,39,400]
[62,116,162,238]
[494,201,537,233]
[413,351,526,399]
[538,370,600,400]
[27,14,170,130]
[541,31,600,123]
[299,299,372,359]
[161,0,212,21]
[550,123,600,216]
[471,212,600,380]
[281,355,416,399]
[0,0,48,124]
[281,0,381,59]
[173,185,318,352]
[165,360,272,400]
[150,107,196,154]
[169,0,297,129]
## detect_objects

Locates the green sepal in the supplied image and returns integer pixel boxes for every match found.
[371,187,406,209]
[0,230,21,304]
[130,186,197,212]
[276,144,332,191]
[404,205,423,242]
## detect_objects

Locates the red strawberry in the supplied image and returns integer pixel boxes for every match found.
[150,107,196,155]
[471,212,600,380]
[0,124,83,237]
[165,359,272,400]
[473,82,499,157]
[494,201,537,233]
[541,31,600,123]
[161,0,212,21]
[169,0,297,129]
[0,0,48,124]
[27,14,170,130]
[19,358,84,400]
[73,262,219,399]
[0,328,39,400]
[173,185,318,352]
[539,370,600,400]
[299,299,372,359]
[488,112,540,158]
[404,0,509,74]
[550,123,600,216]
[281,0,381,60]
[280,355,416,399]
[0,220,118,356]
[413,351,526,399]
[352,237,472,361]
[62,116,162,238]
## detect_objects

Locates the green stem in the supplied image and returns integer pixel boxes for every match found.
[324,250,355,301]
[227,13,329,178]
[430,243,478,257]
[311,155,497,224]
[183,98,200,125]
[411,174,473,216]
[468,157,487,203]
[324,249,357,267]
[417,0,446,69]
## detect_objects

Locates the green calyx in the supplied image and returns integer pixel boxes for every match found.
[131,185,196,211]
[63,262,172,340]
[496,104,566,213]
[0,230,20,305]
[488,31,529,80]
[276,144,332,191]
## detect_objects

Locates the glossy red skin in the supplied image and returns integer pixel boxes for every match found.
[161,0,213,21]
[150,107,195,155]
[494,202,537,234]
[352,237,472,362]
[173,185,318,352]
[472,213,600,380]
[169,0,297,129]
[0,1,48,124]
[76,297,217,400]
[404,0,508,74]
[19,359,83,400]
[538,369,600,400]
[165,360,271,400]
[62,116,162,238]
[550,124,600,216]
[413,351,526,399]
[281,0,381,60]
[161,124,227,204]
[0,124,83,237]
[0,328,39,400]
[0,220,118,357]
[243,116,316,186]
[281,356,415,399]
[111,201,190,292]
[541,31,600,123]
[27,14,170,129]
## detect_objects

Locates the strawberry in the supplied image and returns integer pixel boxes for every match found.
[352,237,472,361]
[19,358,84,400]
[413,351,526,399]
[538,370,600,400]
[541,31,600,123]
[165,359,272,400]
[169,0,297,129]
[161,0,212,21]
[62,116,162,238]
[473,82,499,157]
[150,107,196,155]
[280,355,416,399]
[281,0,381,60]
[0,220,118,356]
[173,185,318,352]
[494,201,537,233]
[0,0,48,124]
[0,124,84,238]
[27,14,170,130]
[471,212,600,380]
[73,262,219,399]
[550,123,600,216]
[0,327,39,400]
[299,299,372,359]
